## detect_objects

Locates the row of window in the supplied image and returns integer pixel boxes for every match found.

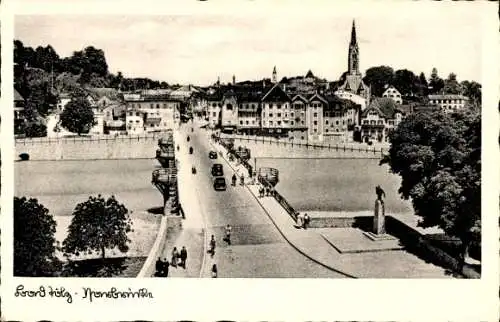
[129,103,177,109]
[431,99,465,104]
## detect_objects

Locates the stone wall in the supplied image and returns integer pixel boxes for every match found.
[15,136,163,161]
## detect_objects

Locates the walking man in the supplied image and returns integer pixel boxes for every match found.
[209,235,216,257]
[162,258,169,277]
[180,246,188,269]
[225,224,232,245]
[155,257,163,277]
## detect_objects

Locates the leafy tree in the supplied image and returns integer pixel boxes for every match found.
[60,95,96,135]
[443,73,462,94]
[363,66,394,97]
[393,69,418,96]
[23,120,47,138]
[461,80,482,107]
[381,110,481,270]
[416,72,429,97]
[428,67,445,94]
[14,197,60,276]
[63,195,133,259]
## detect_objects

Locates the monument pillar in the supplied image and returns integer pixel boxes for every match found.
[373,199,385,235]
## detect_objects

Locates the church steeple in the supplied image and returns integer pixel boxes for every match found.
[348,19,360,75]
[350,20,357,45]
[272,66,277,83]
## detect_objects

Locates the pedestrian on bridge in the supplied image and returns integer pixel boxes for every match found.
[211,264,218,278]
[171,247,179,267]
[209,235,216,257]
[180,246,188,269]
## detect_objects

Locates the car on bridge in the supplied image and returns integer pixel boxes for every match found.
[213,177,227,191]
[211,163,224,177]
[208,151,218,159]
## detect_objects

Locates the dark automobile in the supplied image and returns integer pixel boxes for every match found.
[211,163,224,177]
[213,177,227,191]
[208,151,218,159]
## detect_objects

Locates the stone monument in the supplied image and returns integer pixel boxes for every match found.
[363,185,395,241]
[373,185,386,234]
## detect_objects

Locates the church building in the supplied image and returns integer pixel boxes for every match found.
[336,20,371,107]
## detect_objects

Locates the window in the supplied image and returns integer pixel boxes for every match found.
[301,121,305,125]
[325,120,329,124]
[213,112,216,117]
[269,113,273,117]
[370,120,376,125]
[363,120,369,124]
[313,121,318,125]
[336,129,339,132]
[378,120,383,125]
[163,104,167,108]
[227,104,233,110]
[212,103,217,107]
[240,120,243,125]
[277,113,281,117]
[277,104,282,109]
[336,120,339,125]
[291,112,295,117]
[314,113,318,117]
[291,121,295,125]
[277,121,282,126]
[325,129,329,133]
[156,104,160,109]
[150,104,154,108]
[246,120,249,125]
[269,121,273,126]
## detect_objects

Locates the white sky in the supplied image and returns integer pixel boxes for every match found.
[14,3,488,86]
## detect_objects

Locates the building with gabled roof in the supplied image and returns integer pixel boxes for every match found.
[360,97,407,143]
[261,83,292,136]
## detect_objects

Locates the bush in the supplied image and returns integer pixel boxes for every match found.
[19,153,30,161]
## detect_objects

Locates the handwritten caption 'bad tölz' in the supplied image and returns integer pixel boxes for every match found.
[14,285,154,303]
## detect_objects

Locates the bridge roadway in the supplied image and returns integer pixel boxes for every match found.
[162,123,346,278]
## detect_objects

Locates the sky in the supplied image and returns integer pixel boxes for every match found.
[14,4,486,86]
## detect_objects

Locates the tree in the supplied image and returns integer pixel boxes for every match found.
[416,72,429,97]
[363,66,394,97]
[381,109,481,270]
[461,80,482,107]
[443,73,462,94]
[60,95,96,135]
[393,69,418,96]
[23,120,47,138]
[428,67,445,94]
[63,195,132,259]
[14,197,60,276]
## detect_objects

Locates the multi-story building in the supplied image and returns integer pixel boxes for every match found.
[428,94,469,113]
[206,89,223,129]
[321,95,350,143]
[124,95,180,131]
[236,91,262,135]
[221,89,239,132]
[261,84,291,137]
[289,94,309,141]
[306,93,325,143]
[382,85,403,104]
[126,109,145,135]
[360,98,405,143]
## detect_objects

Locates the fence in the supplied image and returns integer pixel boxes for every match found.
[223,135,389,157]
[15,131,172,145]
[258,175,298,223]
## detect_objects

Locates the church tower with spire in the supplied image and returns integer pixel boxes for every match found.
[348,20,360,76]
[272,66,277,83]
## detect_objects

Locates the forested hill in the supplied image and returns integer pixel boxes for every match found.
[14,40,169,101]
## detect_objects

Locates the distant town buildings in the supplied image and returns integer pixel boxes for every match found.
[382,85,403,104]
[14,19,475,142]
[428,94,469,113]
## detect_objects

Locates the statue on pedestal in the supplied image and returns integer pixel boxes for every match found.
[373,185,386,235]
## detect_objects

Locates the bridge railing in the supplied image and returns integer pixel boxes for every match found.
[221,134,388,156]
[258,176,298,222]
